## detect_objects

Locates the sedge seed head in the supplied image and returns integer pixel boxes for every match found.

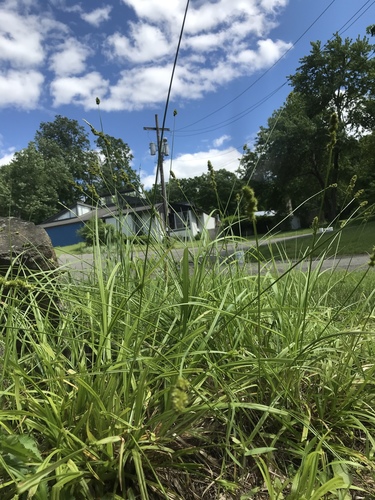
[242,185,258,222]
[171,377,189,413]
[311,216,319,234]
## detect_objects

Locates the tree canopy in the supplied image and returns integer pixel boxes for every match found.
[0,116,137,224]
[240,33,375,225]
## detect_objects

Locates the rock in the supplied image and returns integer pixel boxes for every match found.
[0,217,58,273]
[0,217,60,328]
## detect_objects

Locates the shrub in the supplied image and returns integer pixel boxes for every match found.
[77,217,115,246]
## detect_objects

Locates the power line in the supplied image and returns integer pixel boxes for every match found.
[176,0,338,133]
[175,83,287,137]
[174,0,374,139]
[337,0,375,35]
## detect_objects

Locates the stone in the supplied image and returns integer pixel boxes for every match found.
[0,217,60,327]
[0,217,58,273]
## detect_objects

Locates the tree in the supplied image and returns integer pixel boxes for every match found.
[0,115,139,222]
[241,34,375,223]
[0,143,66,223]
[35,115,95,205]
[77,217,115,246]
[93,134,138,195]
[154,168,243,216]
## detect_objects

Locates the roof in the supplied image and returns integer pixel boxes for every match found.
[40,203,164,229]
[41,202,94,223]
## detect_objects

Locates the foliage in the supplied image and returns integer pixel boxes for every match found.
[94,134,138,193]
[241,33,375,224]
[0,142,68,223]
[35,115,96,206]
[0,115,139,223]
[77,217,115,246]
[148,168,243,217]
[1,205,375,498]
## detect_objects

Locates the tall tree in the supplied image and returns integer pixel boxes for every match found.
[35,115,94,205]
[94,134,138,195]
[0,143,67,223]
[242,34,375,223]
[163,168,242,216]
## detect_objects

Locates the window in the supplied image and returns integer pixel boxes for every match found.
[169,209,189,230]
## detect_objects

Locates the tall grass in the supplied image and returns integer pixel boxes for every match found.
[1,212,375,499]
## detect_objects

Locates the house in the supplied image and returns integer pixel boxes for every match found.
[39,193,217,247]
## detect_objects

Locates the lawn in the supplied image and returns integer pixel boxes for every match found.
[250,220,375,262]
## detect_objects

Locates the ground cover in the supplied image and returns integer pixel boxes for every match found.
[248,220,375,262]
[1,225,375,499]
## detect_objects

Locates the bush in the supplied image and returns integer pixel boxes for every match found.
[221,214,276,236]
[77,217,115,246]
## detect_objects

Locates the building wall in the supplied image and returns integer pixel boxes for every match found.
[54,204,92,221]
[44,221,84,247]
[105,213,134,237]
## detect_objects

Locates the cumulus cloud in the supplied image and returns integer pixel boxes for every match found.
[0,148,16,166]
[49,38,91,76]
[0,0,291,111]
[106,23,171,63]
[0,9,44,67]
[141,145,242,189]
[0,70,44,109]
[213,135,231,147]
[81,6,112,27]
[50,72,110,108]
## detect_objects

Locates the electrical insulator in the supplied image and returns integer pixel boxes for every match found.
[162,139,169,156]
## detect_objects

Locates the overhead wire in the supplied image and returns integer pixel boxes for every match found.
[337,0,375,35]
[175,0,374,140]
[175,0,339,134]
[148,0,374,183]
[150,0,190,191]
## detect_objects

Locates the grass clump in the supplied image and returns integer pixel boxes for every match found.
[0,218,375,499]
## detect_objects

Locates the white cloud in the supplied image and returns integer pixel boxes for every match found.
[0,0,291,112]
[141,145,242,189]
[0,147,16,166]
[0,9,44,67]
[106,23,172,63]
[0,70,44,109]
[50,72,110,108]
[213,135,231,147]
[81,6,112,27]
[232,38,292,71]
[49,38,91,76]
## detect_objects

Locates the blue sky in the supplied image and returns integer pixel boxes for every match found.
[0,0,373,189]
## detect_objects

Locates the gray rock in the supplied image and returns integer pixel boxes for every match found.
[0,217,60,327]
[0,217,58,272]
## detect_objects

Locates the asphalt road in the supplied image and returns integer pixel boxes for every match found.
[57,236,373,276]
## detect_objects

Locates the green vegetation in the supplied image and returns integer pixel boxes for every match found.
[2,28,375,499]
[77,217,115,247]
[251,220,375,262]
[1,221,375,498]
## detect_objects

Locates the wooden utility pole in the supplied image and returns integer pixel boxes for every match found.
[144,115,170,234]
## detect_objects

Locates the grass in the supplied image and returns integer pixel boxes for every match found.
[249,220,375,262]
[1,213,375,499]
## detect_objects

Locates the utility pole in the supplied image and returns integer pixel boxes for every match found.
[144,115,170,235]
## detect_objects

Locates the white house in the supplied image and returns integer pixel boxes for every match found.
[40,196,217,246]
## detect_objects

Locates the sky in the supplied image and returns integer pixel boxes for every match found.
[0,0,374,189]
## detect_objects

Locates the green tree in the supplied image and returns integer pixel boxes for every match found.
[163,168,242,216]
[77,217,115,246]
[0,143,66,223]
[35,115,95,205]
[242,33,375,223]
[93,134,138,195]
